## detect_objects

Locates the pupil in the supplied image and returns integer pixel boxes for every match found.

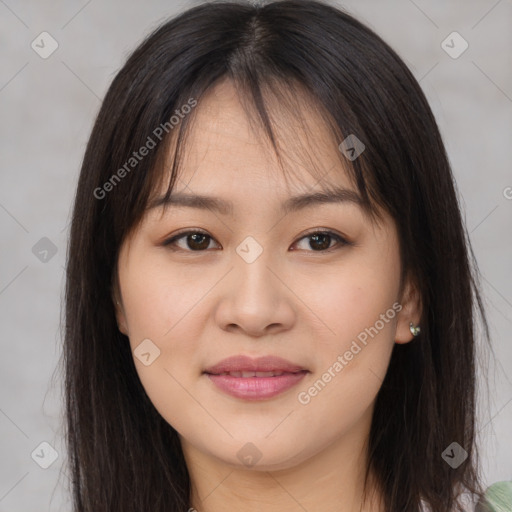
[310,233,330,251]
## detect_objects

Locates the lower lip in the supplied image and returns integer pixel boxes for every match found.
[205,371,308,400]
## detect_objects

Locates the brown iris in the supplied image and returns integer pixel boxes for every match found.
[186,233,211,250]
[308,233,332,251]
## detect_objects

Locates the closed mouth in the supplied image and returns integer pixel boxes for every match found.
[207,370,307,377]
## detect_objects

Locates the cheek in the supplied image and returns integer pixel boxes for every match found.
[118,252,214,400]
[121,252,213,346]
[302,253,400,348]
[296,244,401,405]
[293,277,399,434]
[118,256,213,433]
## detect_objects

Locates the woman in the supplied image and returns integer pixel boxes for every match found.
[63,0,493,510]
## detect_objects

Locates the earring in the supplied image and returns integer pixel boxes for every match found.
[409,322,421,337]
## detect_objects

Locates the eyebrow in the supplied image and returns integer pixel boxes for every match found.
[147,186,364,215]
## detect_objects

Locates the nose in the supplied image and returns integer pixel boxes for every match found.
[213,245,296,338]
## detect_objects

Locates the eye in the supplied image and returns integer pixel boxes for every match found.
[162,229,352,253]
[162,230,220,252]
[292,230,352,252]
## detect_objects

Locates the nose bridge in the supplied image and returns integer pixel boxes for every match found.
[213,233,295,335]
[233,234,278,305]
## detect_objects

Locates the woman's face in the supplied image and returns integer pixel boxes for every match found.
[114,80,420,472]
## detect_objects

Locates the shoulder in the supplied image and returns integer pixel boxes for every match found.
[476,481,512,511]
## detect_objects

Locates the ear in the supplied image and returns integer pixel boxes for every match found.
[111,281,129,336]
[395,275,422,344]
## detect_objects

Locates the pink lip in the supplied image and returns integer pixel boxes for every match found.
[206,372,308,400]
[204,355,306,374]
[203,355,309,401]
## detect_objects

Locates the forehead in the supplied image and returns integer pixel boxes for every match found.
[160,78,356,197]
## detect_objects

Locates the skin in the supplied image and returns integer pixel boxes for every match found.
[114,79,421,512]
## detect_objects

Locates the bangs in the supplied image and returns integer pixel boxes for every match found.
[142,73,384,230]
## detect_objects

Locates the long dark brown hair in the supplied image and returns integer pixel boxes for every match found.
[61,0,490,510]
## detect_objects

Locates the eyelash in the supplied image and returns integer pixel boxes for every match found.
[161,229,353,253]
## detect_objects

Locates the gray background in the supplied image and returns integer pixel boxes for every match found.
[0,0,511,510]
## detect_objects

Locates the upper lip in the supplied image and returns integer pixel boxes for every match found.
[204,355,307,374]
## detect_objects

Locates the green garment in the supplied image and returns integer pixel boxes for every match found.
[475,481,512,512]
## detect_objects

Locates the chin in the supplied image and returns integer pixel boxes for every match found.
[212,436,314,472]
